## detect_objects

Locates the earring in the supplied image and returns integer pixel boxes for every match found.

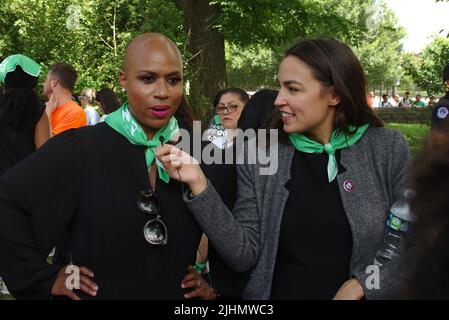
[330,99,340,106]
[121,87,126,93]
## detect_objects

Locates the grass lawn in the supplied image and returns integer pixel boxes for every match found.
[386,123,429,155]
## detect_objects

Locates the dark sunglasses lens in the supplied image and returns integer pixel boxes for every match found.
[143,219,167,245]
[138,190,160,214]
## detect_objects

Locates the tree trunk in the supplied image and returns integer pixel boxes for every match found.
[174,0,227,121]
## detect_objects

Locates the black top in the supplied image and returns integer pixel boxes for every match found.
[201,142,250,299]
[431,92,449,132]
[271,150,353,299]
[0,123,202,299]
[0,96,45,175]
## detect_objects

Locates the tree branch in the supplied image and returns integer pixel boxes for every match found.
[99,35,114,51]
[185,49,204,65]
[103,16,113,29]
[113,4,117,57]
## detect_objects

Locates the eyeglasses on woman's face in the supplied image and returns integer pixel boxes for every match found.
[215,103,240,114]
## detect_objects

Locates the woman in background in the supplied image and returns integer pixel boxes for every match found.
[0,54,50,175]
[95,88,121,122]
[79,88,100,125]
[204,88,249,149]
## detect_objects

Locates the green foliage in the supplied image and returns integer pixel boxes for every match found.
[221,0,363,90]
[0,0,184,95]
[0,0,409,108]
[407,37,449,95]
[386,123,429,155]
[353,1,405,87]
[398,53,420,91]
[226,43,279,90]
[221,0,405,92]
[215,0,371,49]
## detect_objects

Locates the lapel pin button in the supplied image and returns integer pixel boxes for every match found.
[343,180,354,192]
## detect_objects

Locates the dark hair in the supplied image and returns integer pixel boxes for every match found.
[49,62,77,92]
[95,88,121,114]
[402,142,449,299]
[273,38,383,142]
[174,95,196,130]
[238,89,278,131]
[382,94,389,99]
[0,65,40,129]
[213,87,249,109]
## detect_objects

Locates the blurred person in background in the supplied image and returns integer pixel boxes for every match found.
[42,62,86,136]
[0,54,50,295]
[79,88,100,125]
[95,88,121,122]
[0,54,50,175]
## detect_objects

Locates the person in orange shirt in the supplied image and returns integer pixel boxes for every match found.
[43,63,87,136]
[42,63,86,266]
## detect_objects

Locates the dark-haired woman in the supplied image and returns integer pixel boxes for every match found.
[237,88,278,131]
[95,88,121,122]
[213,87,249,130]
[205,87,249,149]
[0,54,50,176]
[158,38,409,300]
[190,89,276,300]
[0,34,203,299]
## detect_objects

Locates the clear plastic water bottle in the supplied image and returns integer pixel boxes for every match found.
[374,189,415,267]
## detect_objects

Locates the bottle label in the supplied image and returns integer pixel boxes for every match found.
[386,212,409,233]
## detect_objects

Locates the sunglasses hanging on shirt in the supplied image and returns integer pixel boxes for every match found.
[138,189,167,245]
[137,135,183,245]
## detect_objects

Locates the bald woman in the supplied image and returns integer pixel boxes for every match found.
[0,33,202,299]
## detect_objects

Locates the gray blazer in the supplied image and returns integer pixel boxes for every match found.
[185,127,409,299]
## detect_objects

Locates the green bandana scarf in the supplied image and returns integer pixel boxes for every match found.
[289,124,369,182]
[105,102,179,183]
[214,114,221,125]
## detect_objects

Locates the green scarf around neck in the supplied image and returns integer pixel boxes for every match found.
[105,102,179,183]
[214,114,221,125]
[289,124,369,182]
